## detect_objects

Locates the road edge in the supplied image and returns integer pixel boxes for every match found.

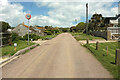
[0,43,39,66]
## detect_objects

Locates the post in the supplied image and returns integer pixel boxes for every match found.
[86,38,89,44]
[115,49,120,65]
[28,20,29,45]
[14,47,16,52]
[96,41,99,50]
[118,1,120,27]
[107,31,111,40]
[75,19,77,25]
[86,3,88,34]
[25,13,31,45]
[14,43,17,52]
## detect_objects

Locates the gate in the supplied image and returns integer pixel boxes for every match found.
[107,27,120,40]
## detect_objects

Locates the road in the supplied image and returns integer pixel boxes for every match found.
[2,33,113,78]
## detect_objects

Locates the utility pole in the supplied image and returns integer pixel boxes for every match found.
[118,1,120,27]
[86,3,88,34]
[75,19,77,25]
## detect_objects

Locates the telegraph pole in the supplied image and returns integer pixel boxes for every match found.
[118,1,120,27]
[86,3,88,34]
[75,19,77,25]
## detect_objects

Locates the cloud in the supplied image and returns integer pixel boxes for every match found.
[0,0,27,27]
[34,0,119,2]
[0,0,118,27]
[35,2,118,27]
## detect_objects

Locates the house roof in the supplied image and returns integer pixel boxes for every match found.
[22,22,33,30]
[37,27,45,30]
[104,14,120,20]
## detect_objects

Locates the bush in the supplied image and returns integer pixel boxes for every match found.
[11,32,21,41]
[22,34,40,41]
[44,30,52,35]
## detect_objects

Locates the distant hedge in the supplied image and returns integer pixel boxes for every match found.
[44,30,52,35]
[21,34,40,41]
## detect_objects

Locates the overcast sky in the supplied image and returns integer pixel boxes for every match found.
[0,0,119,27]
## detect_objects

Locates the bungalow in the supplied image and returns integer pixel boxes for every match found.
[104,14,120,27]
[12,22,33,37]
[12,22,45,37]
[104,14,120,40]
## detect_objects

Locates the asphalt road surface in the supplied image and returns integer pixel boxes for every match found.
[2,33,113,78]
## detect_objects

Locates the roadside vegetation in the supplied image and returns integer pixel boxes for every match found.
[39,33,61,40]
[1,40,35,57]
[1,22,63,57]
[71,32,104,41]
[84,42,119,78]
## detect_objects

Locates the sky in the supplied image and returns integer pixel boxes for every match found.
[0,0,119,27]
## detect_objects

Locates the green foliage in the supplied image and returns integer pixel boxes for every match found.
[2,32,11,45]
[60,28,69,32]
[22,34,40,41]
[71,32,104,40]
[76,22,86,32]
[45,26,53,30]
[1,40,35,56]
[2,37,11,45]
[1,21,11,32]
[39,33,61,40]
[70,26,76,32]
[44,26,60,35]
[88,13,105,31]
[11,32,21,41]
[1,21,11,45]
[84,42,119,78]
[44,30,52,35]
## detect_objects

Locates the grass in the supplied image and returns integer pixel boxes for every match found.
[71,32,104,41]
[84,42,119,78]
[1,40,35,57]
[39,33,61,40]
[1,33,61,57]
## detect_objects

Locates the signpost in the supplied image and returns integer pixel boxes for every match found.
[14,43,17,52]
[25,14,31,45]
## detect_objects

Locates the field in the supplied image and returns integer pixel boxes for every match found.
[71,32,104,40]
[84,42,119,78]
[1,40,35,57]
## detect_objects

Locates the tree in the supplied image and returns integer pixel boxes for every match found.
[76,22,86,32]
[89,13,105,31]
[11,32,21,41]
[70,26,76,32]
[0,21,11,32]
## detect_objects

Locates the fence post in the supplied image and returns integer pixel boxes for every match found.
[115,49,120,65]
[96,41,99,50]
[107,31,111,40]
[86,39,89,44]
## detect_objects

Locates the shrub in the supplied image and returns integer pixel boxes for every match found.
[11,32,21,41]
[44,30,52,35]
[22,34,40,41]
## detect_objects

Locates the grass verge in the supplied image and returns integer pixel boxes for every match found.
[84,42,119,78]
[71,32,104,41]
[39,33,61,40]
[1,40,35,57]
